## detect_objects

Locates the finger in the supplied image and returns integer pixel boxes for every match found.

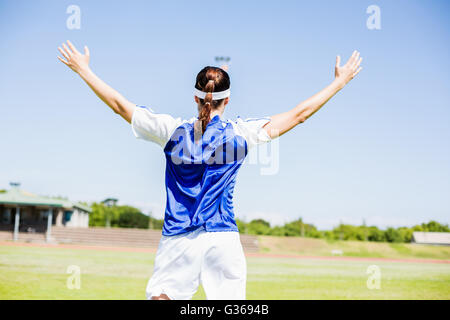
[62,43,72,57]
[58,47,70,60]
[84,45,90,57]
[336,55,341,68]
[353,67,362,77]
[354,57,363,70]
[346,50,357,66]
[351,52,360,68]
[66,40,79,54]
[57,56,69,66]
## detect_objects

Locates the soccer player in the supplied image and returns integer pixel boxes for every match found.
[58,41,362,300]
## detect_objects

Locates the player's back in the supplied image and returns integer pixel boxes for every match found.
[131,106,272,236]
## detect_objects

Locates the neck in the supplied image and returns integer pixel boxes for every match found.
[210,109,224,119]
[197,104,225,120]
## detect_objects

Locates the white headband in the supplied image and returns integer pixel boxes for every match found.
[194,88,230,100]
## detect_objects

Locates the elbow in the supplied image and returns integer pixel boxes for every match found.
[295,108,311,124]
[296,114,308,124]
[297,116,307,124]
[111,101,124,115]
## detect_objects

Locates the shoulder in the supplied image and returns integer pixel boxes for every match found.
[226,116,272,149]
[226,116,271,132]
[131,106,195,147]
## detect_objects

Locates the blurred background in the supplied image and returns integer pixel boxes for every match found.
[0,0,449,301]
[0,0,449,230]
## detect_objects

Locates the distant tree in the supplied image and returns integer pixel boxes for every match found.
[307,229,325,239]
[88,203,449,243]
[236,219,247,234]
[247,219,271,235]
[89,203,108,226]
[397,227,413,242]
[420,221,449,232]
[280,219,322,238]
[331,224,366,241]
[384,227,403,243]
[149,216,164,230]
[283,219,303,237]
[89,203,150,229]
[269,226,288,236]
[117,206,149,229]
[323,230,335,240]
[366,226,386,242]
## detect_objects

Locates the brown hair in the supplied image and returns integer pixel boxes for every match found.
[195,66,230,134]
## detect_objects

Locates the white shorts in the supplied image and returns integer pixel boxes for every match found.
[146,226,247,300]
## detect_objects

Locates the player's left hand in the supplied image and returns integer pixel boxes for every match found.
[58,40,90,74]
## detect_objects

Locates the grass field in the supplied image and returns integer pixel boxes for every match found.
[258,235,450,260]
[0,243,449,300]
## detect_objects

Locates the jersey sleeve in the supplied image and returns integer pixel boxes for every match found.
[230,117,272,150]
[131,106,184,148]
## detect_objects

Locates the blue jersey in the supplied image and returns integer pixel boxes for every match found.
[132,106,271,236]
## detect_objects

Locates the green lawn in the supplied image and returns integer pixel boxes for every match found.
[258,235,450,260]
[0,244,449,300]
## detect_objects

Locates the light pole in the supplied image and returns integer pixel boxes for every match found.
[10,182,21,241]
[46,208,53,243]
[101,198,118,228]
[215,56,231,71]
[363,218,368,241]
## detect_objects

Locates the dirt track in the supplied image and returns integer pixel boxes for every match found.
[2,241,449,264]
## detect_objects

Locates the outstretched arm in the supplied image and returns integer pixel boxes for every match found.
[263,50,363,138]
[57,41,135,123]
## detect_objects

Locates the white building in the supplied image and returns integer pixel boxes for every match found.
[412,232,450,246]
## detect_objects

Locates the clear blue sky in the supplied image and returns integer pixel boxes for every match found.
[1,0,449,229]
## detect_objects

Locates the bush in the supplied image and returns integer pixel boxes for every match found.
[397,227,413,242]
[419,221,449,232]
[118,208,149,229]
[367,226,386,242]
[89,203,150,229]
[269,226,289,236]
[90,203,449,244]
[384,227,404,243]
[246,219,271,235]
[331,224,367,241]
[236,219,247,234]
[149,217,164,230]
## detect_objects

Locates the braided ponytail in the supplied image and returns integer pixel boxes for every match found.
[195,66,230,135]
[198,79,215,133]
